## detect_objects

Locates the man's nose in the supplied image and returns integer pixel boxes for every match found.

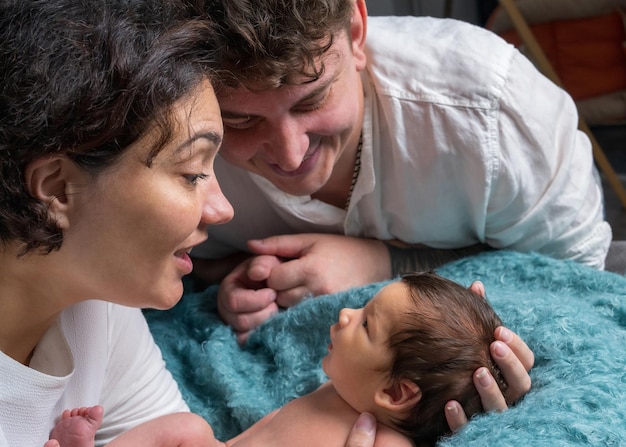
[266,118,309,171]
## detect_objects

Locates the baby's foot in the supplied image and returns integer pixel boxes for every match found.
[45,406,104,447]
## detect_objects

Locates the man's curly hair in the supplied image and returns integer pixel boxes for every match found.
[204,0,354,89]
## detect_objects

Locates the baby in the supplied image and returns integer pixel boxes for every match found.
[47,272,506,447]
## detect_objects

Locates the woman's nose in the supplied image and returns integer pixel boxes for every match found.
[201,178,234,227]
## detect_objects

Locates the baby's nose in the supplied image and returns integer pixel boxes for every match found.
[338,308,352,328]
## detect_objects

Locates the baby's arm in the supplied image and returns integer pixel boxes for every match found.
[46,409,220,447]
[106,413,220,447]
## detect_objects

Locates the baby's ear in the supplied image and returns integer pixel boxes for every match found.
[375,379,422,412]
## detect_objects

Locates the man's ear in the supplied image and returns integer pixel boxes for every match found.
[24,155,81,230]
[350,0,368,71]
[374,379,422,412]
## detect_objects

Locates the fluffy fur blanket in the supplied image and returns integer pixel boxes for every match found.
[144,251,626,445]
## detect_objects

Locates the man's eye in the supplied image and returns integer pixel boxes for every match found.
[295,94,329,113]
[222,116,256,130]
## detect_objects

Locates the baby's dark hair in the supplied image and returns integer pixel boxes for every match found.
[387,272,507,445]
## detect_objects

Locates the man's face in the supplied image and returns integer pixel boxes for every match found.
[216,30,366,197]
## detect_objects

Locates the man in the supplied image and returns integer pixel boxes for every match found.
[193,0,610,333]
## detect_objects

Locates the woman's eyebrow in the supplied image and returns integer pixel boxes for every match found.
[175,131,223,154]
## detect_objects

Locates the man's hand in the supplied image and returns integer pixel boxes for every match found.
[247,233,391,307]
[218,233,390,343]
[217,255,283,343]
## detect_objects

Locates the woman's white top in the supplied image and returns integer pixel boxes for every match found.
[0,301,188,446]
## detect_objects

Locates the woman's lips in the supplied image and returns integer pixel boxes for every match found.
[174,250,193,275]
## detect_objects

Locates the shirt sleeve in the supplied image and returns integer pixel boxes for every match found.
[95,304,189,445]
[485,50,611,268]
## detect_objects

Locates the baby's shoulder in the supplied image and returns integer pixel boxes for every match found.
[374,424,415,447]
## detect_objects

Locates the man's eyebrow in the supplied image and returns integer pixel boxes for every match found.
[297,76,335,103]
[221,110,249,119]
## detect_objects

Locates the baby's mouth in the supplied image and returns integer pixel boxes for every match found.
[174,247,192,258]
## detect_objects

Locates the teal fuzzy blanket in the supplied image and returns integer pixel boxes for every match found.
[144,251,626,445]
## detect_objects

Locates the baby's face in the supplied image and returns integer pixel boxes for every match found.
[322,281,410,413]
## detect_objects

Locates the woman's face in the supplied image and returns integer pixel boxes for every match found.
[61,79,233,309]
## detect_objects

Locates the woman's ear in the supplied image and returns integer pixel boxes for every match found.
[374,379,422,412]
[350,0,368,71]
[24,155,81,230]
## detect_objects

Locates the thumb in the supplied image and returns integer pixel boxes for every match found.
[345,413,376,447]
[247,235,308,259]
[247,254,282,282]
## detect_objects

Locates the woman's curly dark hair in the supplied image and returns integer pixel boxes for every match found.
[0,0,219,255]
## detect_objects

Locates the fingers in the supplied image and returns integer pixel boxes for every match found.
[495,326,534,371]
[248,235,309,259]
[467,284,534,406]
[217,260,280,333]
[246,251,312,303]
[467,326,534,416]
[235,330,251,345]
[268,259,332,306]
[444,400,468,433]
[492,327,533,403]
[468,280,485,298]
[474,366,508,411]
[217,287,279,333]
[246,255,282,282]
[345,413,377,447]
[276,286,312,308]
[264,257,307,292]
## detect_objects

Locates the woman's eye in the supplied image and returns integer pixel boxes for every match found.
[184,173,208,185]
[362,319,368,330]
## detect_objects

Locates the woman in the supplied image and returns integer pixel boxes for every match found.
[0,1,380,446]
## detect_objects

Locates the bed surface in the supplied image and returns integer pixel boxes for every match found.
[145,250,626,445]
